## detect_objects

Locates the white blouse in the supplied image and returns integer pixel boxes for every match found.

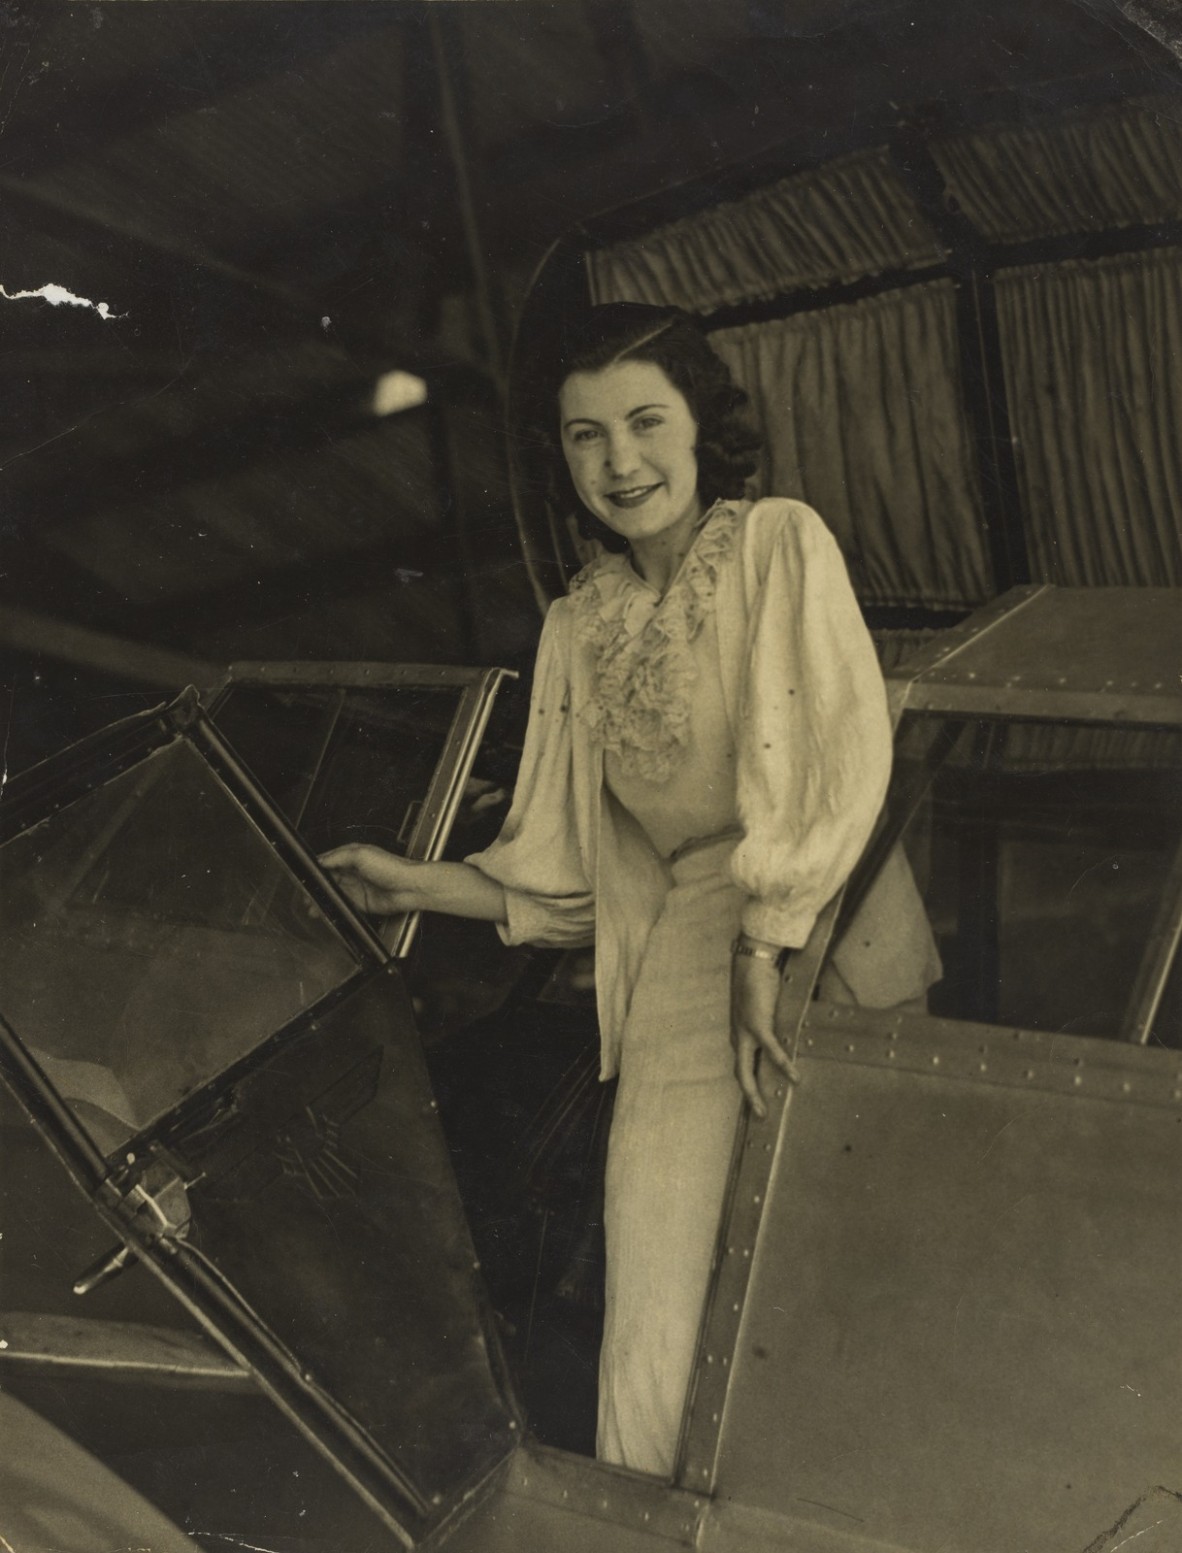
[468,498,939,1078]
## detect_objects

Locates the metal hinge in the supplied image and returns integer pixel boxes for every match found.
[75,1151,193,1297]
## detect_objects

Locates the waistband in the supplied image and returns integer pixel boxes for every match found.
[666,824,743,866]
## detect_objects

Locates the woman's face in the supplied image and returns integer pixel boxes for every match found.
[559,360,702,549]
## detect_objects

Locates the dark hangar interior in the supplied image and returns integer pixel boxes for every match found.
[1,0,1179,770]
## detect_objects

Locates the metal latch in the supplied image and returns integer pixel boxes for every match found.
[74,1153,192,1297]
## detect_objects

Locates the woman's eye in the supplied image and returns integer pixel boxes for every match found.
[633,416,663,432]
[570,427,600,444]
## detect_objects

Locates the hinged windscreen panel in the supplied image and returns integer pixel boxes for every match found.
[0,738,361,1149]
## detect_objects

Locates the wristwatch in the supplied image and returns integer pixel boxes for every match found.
[731,935,793,974]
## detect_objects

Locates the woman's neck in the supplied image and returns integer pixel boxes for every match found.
[628,500,708,596]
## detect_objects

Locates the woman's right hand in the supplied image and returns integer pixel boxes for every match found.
[317,844,422,916]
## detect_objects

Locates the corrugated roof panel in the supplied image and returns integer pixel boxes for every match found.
[632,0,764,72]
[44,416,439,606]
[461,5,627,155]
[23,26,406,269]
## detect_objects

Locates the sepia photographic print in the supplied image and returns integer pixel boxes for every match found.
[0,2,1179,1550]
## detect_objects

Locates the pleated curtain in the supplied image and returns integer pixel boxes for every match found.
[994,247,1182,587]
[710,283,992,609]
[586,148,944,310]
[531,99,1182,607]
[931,97,1182,243]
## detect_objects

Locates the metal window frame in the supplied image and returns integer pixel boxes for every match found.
[208,662,517,957]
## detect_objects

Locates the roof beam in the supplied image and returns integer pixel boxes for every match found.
[0,175,306,312]
[127,529,456,645]
[5,379,396,527]
[0,605,220,691]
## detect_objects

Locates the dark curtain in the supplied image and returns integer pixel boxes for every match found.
[711,284,992,608]
[995,247,1182,587]
[931,96,1182,243]
[586,147,944,310]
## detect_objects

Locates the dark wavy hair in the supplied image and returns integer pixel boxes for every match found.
[541,303,763,552]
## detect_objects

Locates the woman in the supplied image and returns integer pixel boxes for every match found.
[321,304,937,1477]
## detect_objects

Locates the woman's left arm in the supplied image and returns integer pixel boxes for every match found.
[729,503,893,1112]
[730,937,800,1119]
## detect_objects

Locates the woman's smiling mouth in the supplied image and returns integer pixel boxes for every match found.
[607,484,662,509]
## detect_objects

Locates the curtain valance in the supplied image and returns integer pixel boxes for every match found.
[586,148,945,314]
[931,97,1182,244]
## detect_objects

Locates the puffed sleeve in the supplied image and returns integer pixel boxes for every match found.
[731,503,892,948]
[465,601,597,948]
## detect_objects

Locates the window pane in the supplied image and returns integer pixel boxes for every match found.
[836,717,1182,1038]
[1148,945,1182,1050]
[212,683,464,856]
[0,741,359,1145]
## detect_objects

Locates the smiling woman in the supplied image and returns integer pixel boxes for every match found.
[321,303,939,1477]
[552,308,763,564]
[559,359,705,582]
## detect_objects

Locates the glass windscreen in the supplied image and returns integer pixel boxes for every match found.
[831,718,1182,1039]
[0,739,360,1147]
[210,683,465,856]
[1147,936,1182,1050]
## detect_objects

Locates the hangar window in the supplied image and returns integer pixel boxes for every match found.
[830,715,1182,1043]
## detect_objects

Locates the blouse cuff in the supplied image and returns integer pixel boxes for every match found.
[739,895,821,952]
[497,883,596,950]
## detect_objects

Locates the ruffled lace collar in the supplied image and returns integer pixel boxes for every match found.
[568,501,739,782]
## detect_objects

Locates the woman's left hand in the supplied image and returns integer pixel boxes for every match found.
[731,948,801,1121]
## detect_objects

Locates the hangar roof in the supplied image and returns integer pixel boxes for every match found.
[0,1,1177,722]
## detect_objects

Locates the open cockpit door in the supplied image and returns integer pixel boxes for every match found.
[676,592,1182,1550]
[0,677,520,1546]
[207,662,514,957]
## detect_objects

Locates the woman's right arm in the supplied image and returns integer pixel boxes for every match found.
[463,601,596,948]
[318,845,508,923]
[320,600,591,942]
[318,602,590,938]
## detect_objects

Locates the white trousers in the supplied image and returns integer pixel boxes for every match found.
[597,838,744,1477]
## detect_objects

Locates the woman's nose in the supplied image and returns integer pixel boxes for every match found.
[604,431,640,476]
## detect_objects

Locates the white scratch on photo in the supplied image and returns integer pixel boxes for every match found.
[1,281,123,319]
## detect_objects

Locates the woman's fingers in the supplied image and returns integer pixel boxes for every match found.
[734,1030,766,1119]
[734,1022,802,1121]
[731,954,802,1118]
[316,844,411,915]
[318,842,394,880]
[754,1024,798,1078]
[317,844,364,870]
[333,875,383,913]
[317,847,370,904]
